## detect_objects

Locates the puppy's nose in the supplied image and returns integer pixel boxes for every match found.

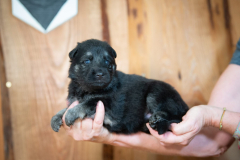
[96,72,104,79]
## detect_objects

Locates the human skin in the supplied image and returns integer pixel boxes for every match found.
[62,64,240,157]
[149,64,240,147]
[147,105,240,146]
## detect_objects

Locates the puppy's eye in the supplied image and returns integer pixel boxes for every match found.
[84,60,91,64]
[105,60,110,65]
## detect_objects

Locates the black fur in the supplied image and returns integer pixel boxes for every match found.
[51,39,188,135]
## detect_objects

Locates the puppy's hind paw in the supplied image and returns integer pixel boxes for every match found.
[149,111,169,135]
[51,116,63,132]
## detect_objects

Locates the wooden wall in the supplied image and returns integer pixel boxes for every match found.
[0,0,239,160]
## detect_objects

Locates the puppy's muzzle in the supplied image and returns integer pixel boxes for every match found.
[96,72,104,80]
[91,68,105,80]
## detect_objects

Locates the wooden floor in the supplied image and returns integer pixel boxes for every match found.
[0,0,240,160]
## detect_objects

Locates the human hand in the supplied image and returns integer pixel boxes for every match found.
[62,101,115,143]
[62,102,218,155]
[147,105,212,146]
[62,101,163,149]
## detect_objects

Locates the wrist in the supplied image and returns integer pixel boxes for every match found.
[202,105,214,127]
[208,106,223,128]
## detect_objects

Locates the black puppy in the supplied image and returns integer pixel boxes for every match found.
[51,39,188,135]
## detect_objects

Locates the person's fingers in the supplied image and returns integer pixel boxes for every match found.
[94,127,113,143]
[170,118,195,135]
[68,101,79,109]
[62,101,79,130]
[146,123,165,139]
[113,131,156,147]
[72,118,82,131]
[182,115,187,120]
[82,118,93,140]
[147,123,195,145]
[147,126,179,144]
[169,123,176,130]
[93,101,105,135]
[71,119,83,140]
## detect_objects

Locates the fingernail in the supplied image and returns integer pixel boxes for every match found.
[97,101,103,109]
[68,101,79,108]
[72,101,79,106]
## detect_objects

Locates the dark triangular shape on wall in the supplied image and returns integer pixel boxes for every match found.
[19,0,67,29]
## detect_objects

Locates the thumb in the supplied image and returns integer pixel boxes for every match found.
[94,101,105,125]
[171,118,193,135]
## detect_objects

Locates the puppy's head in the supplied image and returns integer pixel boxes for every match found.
[68,39,117,91]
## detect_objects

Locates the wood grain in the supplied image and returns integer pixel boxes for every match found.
[0,0,103,159]
[123,0,235,160]
[0,35,7,160]
[0,75,4,160]
[0,33,14,160]
[229,0,240,47]
[127,0,233,108]
[107,0,129,73]
[103,0,130,159]
[0,0,239,160]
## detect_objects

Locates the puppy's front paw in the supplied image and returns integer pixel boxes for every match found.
[51,115,63,132]
[65,107,86,126]
[149,111,169,135]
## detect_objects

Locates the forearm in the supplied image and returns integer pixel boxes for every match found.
[140,64,240,156]
[201,64,240,154]
[209,106,240,135]
[207,64,240,144]
[208,64,240,113]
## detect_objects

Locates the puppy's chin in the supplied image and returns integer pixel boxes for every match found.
[88,81,110,90]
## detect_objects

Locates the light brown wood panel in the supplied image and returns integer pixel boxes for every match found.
[123,0,234,160]
[0,42,5,160]
[128,0,232,107]
[0,0,104,159]
[229,0,240,46]
[107,0,129,73]
[0,33,14,160]
[0,0,239,160]
[128,0,150,77]
[0,83,4,160]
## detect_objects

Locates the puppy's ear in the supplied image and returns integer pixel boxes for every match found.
[69,43,79,60]
[111,48,117,58]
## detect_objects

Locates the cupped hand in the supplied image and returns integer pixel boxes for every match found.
[62,101,114,143]
[147,105,211,146]
[61,101,195,154]
[61,101,159,148]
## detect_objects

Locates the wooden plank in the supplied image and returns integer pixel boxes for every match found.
[229,0,240,46]
[0,33,14,160]
[0,34,8,160]
[0,0,103,159]
[125,0,233,160]
[0,72,4,160]
[142,0,232,108]
[0,0,239,160]
[100,0,114,159]
[128,0,150,77]
[107,0,129,73]
[103,0,129,159]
